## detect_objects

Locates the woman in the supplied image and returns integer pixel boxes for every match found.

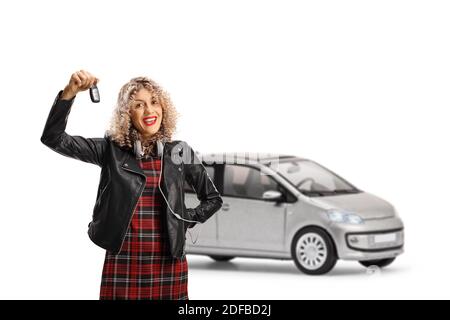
[41,70,223,300]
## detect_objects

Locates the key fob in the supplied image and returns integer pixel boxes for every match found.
[89,84,100,103]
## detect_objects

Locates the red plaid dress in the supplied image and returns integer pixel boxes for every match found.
[99,155,189,300]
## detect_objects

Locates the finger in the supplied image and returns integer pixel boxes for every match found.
[81,70,94,85]
[80,69,89,78]
[80,73,92,89]
[84,70,93,79]
[84,71,96,87]
[73,73,82,86]
[78,70,87,81]
[77,71,87,86]
[80,82,91,90]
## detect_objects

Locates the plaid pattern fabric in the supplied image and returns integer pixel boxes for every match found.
[99,155,189,300]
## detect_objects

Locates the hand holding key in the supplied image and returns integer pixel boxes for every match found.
[61,70,100,101]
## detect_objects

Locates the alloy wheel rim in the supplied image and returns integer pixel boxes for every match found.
[296,233,328,270]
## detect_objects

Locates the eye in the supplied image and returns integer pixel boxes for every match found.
[134,103,143,108]
[151,99,157,105]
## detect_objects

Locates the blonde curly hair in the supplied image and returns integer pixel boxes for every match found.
[105,76,179,158]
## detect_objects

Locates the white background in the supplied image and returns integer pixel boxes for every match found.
[0,0,449,299]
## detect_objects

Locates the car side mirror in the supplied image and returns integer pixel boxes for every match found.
[262,190,283,201]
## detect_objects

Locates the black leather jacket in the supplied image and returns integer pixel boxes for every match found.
[40,90,223,258]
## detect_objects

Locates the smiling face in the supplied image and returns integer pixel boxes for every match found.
[129,88,163,140]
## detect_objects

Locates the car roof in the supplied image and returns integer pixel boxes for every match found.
[197,152,308,164]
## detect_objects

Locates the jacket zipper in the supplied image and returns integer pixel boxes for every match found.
[118,167,146,254]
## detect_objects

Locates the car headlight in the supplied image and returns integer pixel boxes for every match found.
[327,210,364,225]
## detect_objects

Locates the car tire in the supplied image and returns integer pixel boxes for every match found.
[359,258,396,268]
[291,227,338,275]
[209,255,235,262]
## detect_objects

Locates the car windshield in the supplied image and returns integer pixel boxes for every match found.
[272,159,359,196]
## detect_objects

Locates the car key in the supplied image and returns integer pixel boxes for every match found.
[89,84,100,103]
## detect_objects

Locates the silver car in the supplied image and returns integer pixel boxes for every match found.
[184,153,404,275]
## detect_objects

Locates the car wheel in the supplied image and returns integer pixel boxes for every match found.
[359,258,396,268]
[291,227,337,275]
[209,255,235,262]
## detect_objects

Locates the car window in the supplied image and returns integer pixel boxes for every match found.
[184,165,215,193]
[223,165,279,199]
[277,159,356,193]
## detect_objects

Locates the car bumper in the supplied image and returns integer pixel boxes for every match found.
[329,216,405,261]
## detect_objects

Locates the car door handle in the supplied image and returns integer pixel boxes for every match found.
[221,203,230,211]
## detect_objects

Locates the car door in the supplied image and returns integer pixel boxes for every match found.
[184,164,218,247]
[218,164,288,252]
